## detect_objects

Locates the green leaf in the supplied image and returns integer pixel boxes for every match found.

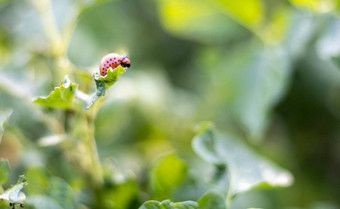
[289,0,337,13]
[87,66,126,108]
[94,66,126,90]
[316,15,340,69]
[0,159,10,185]
[238,46,291,139]
[48,177,75,209]
[198,190,227,209]
[34,76,77,109]
[26,167,49,195]
[193,122,223,166]
[26,195,63,209]
[192,125,229,194]
[139,199,198,209]
[192,123,294,198]
[207,44,292,140]
[157,0,250,44]
[216,0,264,28]
[283,10,317,59]
[0,109,12,142]
[17,175,27,184]
[0,175,27,204]
[26,168,75,209]
[100,176,138,209]
[151,154,187,199]
[157,0,289,43]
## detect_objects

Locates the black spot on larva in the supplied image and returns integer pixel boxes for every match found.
[104,64,106,66]
[106,61,109,63]
[110,59,112,61]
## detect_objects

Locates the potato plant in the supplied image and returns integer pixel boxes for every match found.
[1,0,340,209]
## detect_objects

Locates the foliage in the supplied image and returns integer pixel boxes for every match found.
[0,112,27,207]
[151,154,187,199]
[197,191,226,209]
[90,66,126,107]
[34,66,126,109]
[193,123,293,199]
[25,167,75,209]
[0,173,27,204]
[1,0,340,209]
[0,159,10,186]
[139,200,198,209]
[33,76,78,109]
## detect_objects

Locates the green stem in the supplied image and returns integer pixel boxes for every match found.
[28,0,63,56]
[85,113,103,185]
[62,111,103,185]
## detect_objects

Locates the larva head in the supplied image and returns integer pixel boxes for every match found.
[121,56,131,68]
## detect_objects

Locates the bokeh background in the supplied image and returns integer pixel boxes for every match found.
[1,0,340,209]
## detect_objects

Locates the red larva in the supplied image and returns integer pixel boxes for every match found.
[99,53,131,76]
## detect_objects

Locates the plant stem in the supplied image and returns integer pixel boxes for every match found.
[29,0,104,186]
[28,0,63,56]
[85,112,103,185]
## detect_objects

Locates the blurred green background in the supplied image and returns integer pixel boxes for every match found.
[1,0,340,208]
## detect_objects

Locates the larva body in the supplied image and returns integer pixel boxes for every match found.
[99,53,131,76]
